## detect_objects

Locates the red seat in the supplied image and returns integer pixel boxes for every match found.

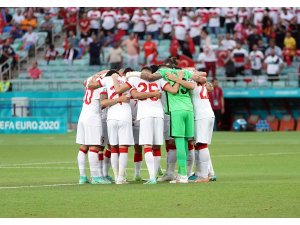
[266,115,279,131]
[279,115,295,131]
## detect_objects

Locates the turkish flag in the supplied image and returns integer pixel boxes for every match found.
[178,54,195,68]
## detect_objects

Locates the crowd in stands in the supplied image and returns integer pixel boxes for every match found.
[0,7,300,82]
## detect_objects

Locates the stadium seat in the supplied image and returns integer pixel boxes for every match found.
[296,118,300,131]
[272,81,286,88]
[266,115,279,131]
[235,81,247,88]
[279,115,295,131]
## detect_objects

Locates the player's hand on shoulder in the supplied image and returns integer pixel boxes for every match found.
[178,70,184,80]
[166,73,178,82]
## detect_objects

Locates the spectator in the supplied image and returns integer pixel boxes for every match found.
[202,46,217,78]
[208,7,221,38]
[224,53,236,80]
[63,43,78,64]
[234,20,248,44]
[189,16,201,47]
[174,13,189,48]
[107,42,123,70]
[10,24,23,40]
[101,7,117,36]
[12,8,24,25]
[145,9,160,40]
[200,29,211,50]
[1,39,17,69]
[131,8,146,40]
[121,33,140,70]
[67,30,80,48]
[253,7,265,27]
[283,31,296,64]
[280,7,295,28]
[249,44,264,75]
[79,35,92,51]
[87,8,101,36]
[64,11,77,36]
[211,78,225,131]
[180,33,194,59]
[220,33,236,51]
[20,14,37,32]
[257,39,266,54]
[169,7,179,20]
[151,7,164,25]
[161,10,173,40]
[224,7,237,34]
[264,49,284,81]
[247,26,262,51]
[0,75,12,92]
[28,60,42,79]
[103,31,116,47]
[143,34,157,65]
[89,35,104,65]
[289,19,300,50]
[231,42,249,75]
[274,21,286,49]
[79,12,90,38]
[21,26,38,54]
[262,13,274,43]
[116,8,130,38]
[44,44,58,64]
[237,7,249,24]
[195,50,206,71]
[265,38,282,57]
[268,7,280,25]
[39,13,53,44]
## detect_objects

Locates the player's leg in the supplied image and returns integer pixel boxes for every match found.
[152,118,164,179]
[207,117,217,181]
[140,117,156,184]
[133,122,143,181]
[107,120,119,182]
[89,145,110,184]
[187,139,195,177]
[116,120,134,184]
[77,145,89,184]
[98,147,104,178]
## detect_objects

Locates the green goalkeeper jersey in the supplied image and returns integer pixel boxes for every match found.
[158,68,194,114]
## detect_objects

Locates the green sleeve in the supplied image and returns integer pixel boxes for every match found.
[158,68,175,84]
[183,70,193,80]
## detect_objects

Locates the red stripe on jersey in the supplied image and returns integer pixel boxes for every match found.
[98,79,103,87]
[100,91,108,95]
[163,21,172,25]
[175,24,186,28]
[130,88,137,94]
[162,82,170,91]
[125,81,132,88]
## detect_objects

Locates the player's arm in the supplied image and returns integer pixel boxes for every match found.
[130,88,162,100]
[205,82,214,92]
[100,92,108,109]
[101,95,130,108]
[140,71,162,82]
[112,73,131,94]
[166,70,194,90]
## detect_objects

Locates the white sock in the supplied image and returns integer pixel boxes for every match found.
[118,153,128,180]
[98,152,104,177]
[186,149,195,177]
[111,152,119,180]
[154,156,161,178]
[77,151,86,177]
[199,148,210,179]
[194,150,200,176]
[88,151,100,178]
[144,151,155,179]
[167,149,176,176]
[208,149,215,177]
[103,156,111,176]
[135,162,142,176]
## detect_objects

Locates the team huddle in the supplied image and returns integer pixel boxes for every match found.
[76,57,217,185]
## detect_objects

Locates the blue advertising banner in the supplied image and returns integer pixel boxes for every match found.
[224,88,300,98]
[0,117,67,134]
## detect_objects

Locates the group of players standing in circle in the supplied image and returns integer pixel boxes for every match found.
[76,57,217,185]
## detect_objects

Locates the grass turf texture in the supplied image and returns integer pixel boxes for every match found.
[0,132,299,218]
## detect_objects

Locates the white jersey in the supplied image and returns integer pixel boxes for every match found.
[174,19,189,41]
[129,98,138,122]
[99,76,132,122]
[117,13,130,30]
[189,19,202,38]
[132,14,147,32]
[87,10,101,29]
[268,7,280,25]
[253,7,265,25]
[127,77,169,120]
[81,77,102,116]
[161,17,173,33]
[99,87,108,120]
[191,82,215,120]
[101,10,117,30]
[249,50,264,70]
[209,8,220,27]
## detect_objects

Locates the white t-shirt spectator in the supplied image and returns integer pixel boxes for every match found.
[146,15,160,32]
[280,11,295,27]
[264,55,283,75]
[22,32,38,43]
[224,7,237,23]
[221,39,236,50]
[117,13,130,30]
[174,19,189,41]
[231,48,249,67]
[295,7,300,24]
[87,10,101,29]
[13,14,24,25]
[161,17,173,34]
[79,37,93,48]
[249,50,264,70]
[195,8,209,26]
[209,8,220,27]
[238,10,248,23]
[132,14,147,32]
[151,8,164,24]
[197,52,206,69]
[268,7,280,25]
[169,7,180,20]
[134,9,147,16]
[204,48,217,62]
[189,19,202,38]
[253,7,265,25]
[101,10,117,30]
[108,47,122,63]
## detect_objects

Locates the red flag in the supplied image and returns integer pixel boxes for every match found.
[178,54,195,68]
[169,37,179,57]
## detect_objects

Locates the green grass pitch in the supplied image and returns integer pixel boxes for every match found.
[0,132,299,218]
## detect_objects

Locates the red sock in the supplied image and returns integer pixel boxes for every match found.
[119,147,128,153]
[79,148,88,154]
[144,147,152,154]
[98,153,104,160]
[111,146,119,154]
[153,148,161,156]
[195,143,208,150]
[104,149,111,158]
[134,152,143,162]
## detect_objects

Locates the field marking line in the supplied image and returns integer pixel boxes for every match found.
[0,166,148,171]
[0,183,78,189]
[214,152,300,158]
[0,161,74,166]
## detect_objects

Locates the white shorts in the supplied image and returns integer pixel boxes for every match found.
[101,119,108,147]
[76,120,103,146]
[133,120,140,145]
[194,117,215,144]
[107,120,134,146]
[139,117,164,146]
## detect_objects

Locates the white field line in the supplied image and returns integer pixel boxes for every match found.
[213,152,300,158]
[0,166,148,171]
[0,183,78,189]
[0,161,74,166]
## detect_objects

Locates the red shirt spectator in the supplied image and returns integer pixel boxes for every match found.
[143,35,157,65]
[28,61,42,79]
[65,12,77,35]
[79,12,90,37]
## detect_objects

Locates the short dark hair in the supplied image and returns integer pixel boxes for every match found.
[124,67,133,75]
[105,70,119,77]
[141,66,152,72]
[150,65,159,73]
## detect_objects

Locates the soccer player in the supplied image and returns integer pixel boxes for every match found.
[187,76,216,182]
[123,67,181,184]
[76,74,111,185]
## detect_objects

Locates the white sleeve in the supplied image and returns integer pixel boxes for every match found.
[159,78,169,91]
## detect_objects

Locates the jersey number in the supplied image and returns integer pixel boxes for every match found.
[138,82,159,101]
[84,88,94,105]
[110,86,123,105]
